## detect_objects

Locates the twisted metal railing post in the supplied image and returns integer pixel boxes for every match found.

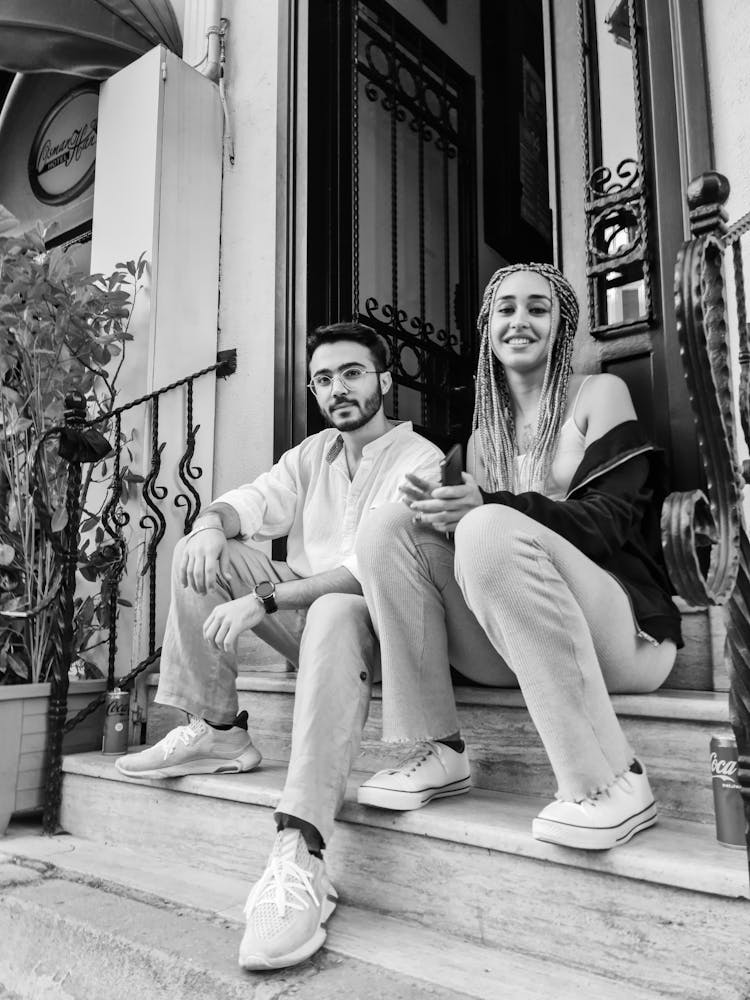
[664,171,750,876]
[42,391,86,834]
[721,195,750,875]
[726,535,750,874]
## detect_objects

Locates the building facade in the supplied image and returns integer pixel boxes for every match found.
[1,0,749,678]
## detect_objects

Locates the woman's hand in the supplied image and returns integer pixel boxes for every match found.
[203,595,265,653]
[407,472,484,534]
[399,472,439,505]
[179,528,231,595]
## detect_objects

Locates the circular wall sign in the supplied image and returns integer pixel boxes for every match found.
[27,85,98,206]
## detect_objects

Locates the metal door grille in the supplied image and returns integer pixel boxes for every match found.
[350,0,477,446]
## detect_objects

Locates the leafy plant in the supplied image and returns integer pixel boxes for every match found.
[0,226,144,684]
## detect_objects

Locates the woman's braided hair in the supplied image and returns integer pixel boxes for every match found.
[473,262,580,493]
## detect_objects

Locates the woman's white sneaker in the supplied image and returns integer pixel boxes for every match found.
[532,759,657,850]
[357,740,471,810]
[239,828,338,971]
[115,712,261,778]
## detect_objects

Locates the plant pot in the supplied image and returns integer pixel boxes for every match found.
[0,679,107,835]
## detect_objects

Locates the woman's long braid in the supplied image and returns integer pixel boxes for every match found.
[473,263,580,493]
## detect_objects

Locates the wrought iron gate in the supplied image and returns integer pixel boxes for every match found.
[308,0,478,450]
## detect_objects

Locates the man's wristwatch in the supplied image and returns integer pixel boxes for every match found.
[253,580,278,614]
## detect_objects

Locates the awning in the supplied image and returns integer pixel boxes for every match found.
[0,1,182,80]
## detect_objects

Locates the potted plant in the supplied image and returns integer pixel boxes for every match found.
[0,224,141,833]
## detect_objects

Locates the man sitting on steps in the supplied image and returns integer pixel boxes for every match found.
[115,322,443,971]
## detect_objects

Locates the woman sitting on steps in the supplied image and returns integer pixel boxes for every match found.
[354,262,682,850]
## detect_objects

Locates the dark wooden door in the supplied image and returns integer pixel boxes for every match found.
[574,0,708,492]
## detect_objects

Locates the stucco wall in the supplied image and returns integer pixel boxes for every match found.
[212,0,283,496]
[702,0,750,220]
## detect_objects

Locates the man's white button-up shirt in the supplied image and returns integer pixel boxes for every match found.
[214,422,443,581]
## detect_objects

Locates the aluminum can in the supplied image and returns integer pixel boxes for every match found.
[102,688,129,755]
[710,734,746,849]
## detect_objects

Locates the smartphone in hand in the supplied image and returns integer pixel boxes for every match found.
[440,443,464,486]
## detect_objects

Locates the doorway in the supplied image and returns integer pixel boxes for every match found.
[304,0,553,451]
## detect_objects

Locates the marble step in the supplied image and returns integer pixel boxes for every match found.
[146,675,731,825]
[59,752,749,1000]
[0,826,664,1000]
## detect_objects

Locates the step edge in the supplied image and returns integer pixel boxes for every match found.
[147,674,731,722]
[0,830,661,1000]
[60,752,750,901]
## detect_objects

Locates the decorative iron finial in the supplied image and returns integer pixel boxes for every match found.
[63,390,87,422]
[686,171,730,237]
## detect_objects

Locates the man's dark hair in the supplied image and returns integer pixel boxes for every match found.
[307,322,389,371]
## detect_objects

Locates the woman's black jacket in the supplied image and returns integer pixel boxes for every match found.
[478,419,683,647]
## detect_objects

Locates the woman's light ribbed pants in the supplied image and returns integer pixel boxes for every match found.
[356,503,676,801]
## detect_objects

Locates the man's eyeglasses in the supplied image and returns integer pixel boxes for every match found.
[307,366,384,397]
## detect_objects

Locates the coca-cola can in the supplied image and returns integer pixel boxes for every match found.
[710,734,746,849]
[102,688,130,755]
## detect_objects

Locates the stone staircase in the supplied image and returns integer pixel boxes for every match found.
[55,674,750,995]
[2,602,749,999]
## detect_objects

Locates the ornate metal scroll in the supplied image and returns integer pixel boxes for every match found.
[174,380,204,534]
[352,0,476,445]
[661,173,742,606]
[578,0,653,338]
[664,171,750,870]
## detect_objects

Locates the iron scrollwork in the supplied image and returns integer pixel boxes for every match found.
[662,175,742,606]
[352,0,475,444]
[174,379,204,534]
[578,0,653,338]
[43,355,234,831]
[664,170,750,868]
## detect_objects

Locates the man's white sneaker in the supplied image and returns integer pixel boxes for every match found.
[115,712,261,778]
[357,740,471,810]
[532,759,657,850]
[238,828,338,971]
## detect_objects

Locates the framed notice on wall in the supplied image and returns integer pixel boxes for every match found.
[480,0,553,263]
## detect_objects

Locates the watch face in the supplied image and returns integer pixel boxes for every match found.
[255,581,275,600]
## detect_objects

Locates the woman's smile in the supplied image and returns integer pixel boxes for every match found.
[504,333,536,347]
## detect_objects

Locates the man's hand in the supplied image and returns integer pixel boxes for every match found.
[179,528,231,595]
[202,595,266,653]
[408,472,484,534]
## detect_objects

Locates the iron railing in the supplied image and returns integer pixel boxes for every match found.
[41,351,236,832]
[662,171,750,877]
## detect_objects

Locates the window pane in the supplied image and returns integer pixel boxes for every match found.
[593,0,637,173]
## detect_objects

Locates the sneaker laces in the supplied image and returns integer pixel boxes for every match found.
[162,716,207,759]
[390,742,435,776]
[580,771,636,808]
[244,854,319,920]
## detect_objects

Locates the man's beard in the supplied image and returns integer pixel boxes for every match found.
[323,384,382,431]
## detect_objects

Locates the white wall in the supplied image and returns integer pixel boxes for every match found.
[212,0,284,495]
[702,1,750,221]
